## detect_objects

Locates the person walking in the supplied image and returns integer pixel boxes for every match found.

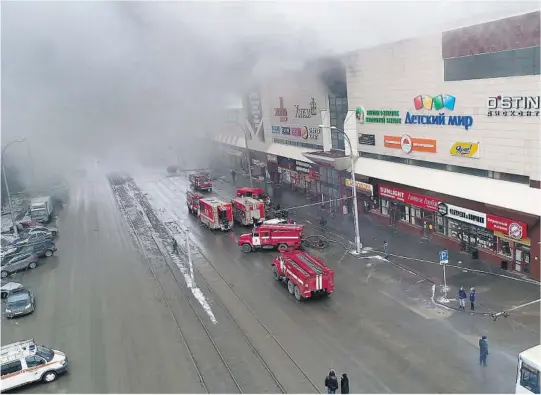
[383,241,389,259]
[324,369,339,394]
[479,335,489,366]
[470,287,476,311]
[172,237,178,254]
[231,169,236,184]
[458,287,467,311]
[340,373,349,394]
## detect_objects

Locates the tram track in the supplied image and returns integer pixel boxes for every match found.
[109,175,320,394]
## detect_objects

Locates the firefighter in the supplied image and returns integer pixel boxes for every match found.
[253,216,259,229]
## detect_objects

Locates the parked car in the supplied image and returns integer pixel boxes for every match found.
[4,288,35,318]
[1,281,24,299]
[16,220,58,237]
[28,241,57,258]
[19,227,57,239]
[1,253,40,278]
[13,230,53,247]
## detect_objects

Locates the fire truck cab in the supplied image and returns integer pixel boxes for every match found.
[236,187,266,201]
[272,250,334,300]
[189,172,212,192]
[186,191,204,215]
[238,224,303,253]
[231,197,265,226]
[199,198,233,231]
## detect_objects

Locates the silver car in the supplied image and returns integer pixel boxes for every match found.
[5,289,35,318]
[1,253,39,278]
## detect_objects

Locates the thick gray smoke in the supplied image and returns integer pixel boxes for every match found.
[1,1,539,186]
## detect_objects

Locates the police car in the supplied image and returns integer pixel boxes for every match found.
[1,339,68,391]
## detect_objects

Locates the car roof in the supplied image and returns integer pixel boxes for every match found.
[1,282,23,290]
[7,291,30,302]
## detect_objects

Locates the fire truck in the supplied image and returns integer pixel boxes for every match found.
[186,191,204,215]
[199,197,233,231]
[272,250,334,300]
[231,197,265,226]
[238,223,304,253]
[189,172,212,192]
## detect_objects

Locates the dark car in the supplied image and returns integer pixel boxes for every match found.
[13,230,53,247]
[1,253,40,278]
[21,240,57,258]
[5,288,35,318]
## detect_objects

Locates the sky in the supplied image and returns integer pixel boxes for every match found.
[1,0,539,185]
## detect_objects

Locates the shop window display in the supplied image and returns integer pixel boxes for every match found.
[498,239,513,258]
[381,199,390,216]
[436,215,445,234]
[398,205,410,222]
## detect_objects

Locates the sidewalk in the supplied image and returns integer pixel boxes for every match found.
[215,168,540,318]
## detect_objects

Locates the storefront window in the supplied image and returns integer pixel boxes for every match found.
[498,239,513,258]
[381,199,390,216]
[398,205,410,222]
[436,215,445,234]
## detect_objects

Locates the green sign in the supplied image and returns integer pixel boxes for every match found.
[356,107,401,124]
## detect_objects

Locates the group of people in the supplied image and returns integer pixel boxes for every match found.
[324,370,348,394]
[458,286,476,311]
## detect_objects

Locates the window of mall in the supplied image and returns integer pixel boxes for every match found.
[377,186,531,272]
[437,203,531,273]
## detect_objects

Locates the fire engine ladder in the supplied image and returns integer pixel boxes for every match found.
[1,339,35,364]
[286,258,309,277]
[295,253,323,275]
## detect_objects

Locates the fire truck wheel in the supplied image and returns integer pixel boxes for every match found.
[272,266,280,281]
[241,243,252,253]
[294,286,303,301]
[287,280,295,294]
[278,243,288,252]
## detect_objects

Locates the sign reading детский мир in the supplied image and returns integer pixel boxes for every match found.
[404,94,474,130]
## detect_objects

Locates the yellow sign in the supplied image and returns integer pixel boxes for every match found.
[495,231,531,246]
[345,178,373,195]
[450,142,479,158]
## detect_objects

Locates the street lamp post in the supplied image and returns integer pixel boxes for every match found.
[2,138,26,237]
[318,126,362,255]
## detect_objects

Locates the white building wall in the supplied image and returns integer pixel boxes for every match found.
[346,33,541,215]
[347,34,541,179]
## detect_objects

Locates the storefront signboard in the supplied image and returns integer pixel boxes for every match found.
[242,89,265,140]
[267,154,278,163]
[358,134,376,146]
[252,159,265,167]
[384,135,437,153]
[405,95,474,130]
[378,185,440,211]
[345,179,374,196]
[487,96,540,117]
[438,203,528,239]
[450,142,480,158]
[355,107,401,124]
[274,97,288,122]
[295,160,312,174]
[277,156,295,169]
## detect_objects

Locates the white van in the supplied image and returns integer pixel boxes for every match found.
[1,339,68,391]
[516,345,541,394]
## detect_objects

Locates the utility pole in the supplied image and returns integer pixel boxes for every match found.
[2,138,25,237]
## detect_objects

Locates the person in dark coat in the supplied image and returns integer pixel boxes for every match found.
[231,169,236,184]
[479,335,488,366]
[383,241,389,258]
[470,287,476,311]
[252,216,259,229]
[458,287,467,311]
[325,369,339,394]
[340,373,349,394]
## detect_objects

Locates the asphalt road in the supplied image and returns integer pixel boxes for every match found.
[133,165,538,394]
[1,170,205,393]
[2,159,537,394]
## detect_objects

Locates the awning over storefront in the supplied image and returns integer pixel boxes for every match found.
[302,151,350,170]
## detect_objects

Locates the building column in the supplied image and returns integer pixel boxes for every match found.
[343,110,358,157]
[320,109,331,151]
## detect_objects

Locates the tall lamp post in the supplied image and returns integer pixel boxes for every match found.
[2,138,26,237]
[228,121,253,188]
[318,125,362,255]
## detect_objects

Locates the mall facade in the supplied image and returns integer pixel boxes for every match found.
[213,11,541,280]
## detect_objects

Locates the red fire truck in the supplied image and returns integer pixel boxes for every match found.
[236,187,266,200]
[186,191,204,215]
[231,197,265,226]
[238,223,304,253]
[199,197,233,232]
[199,197,233,231]
[189,172,212,192]
[272,250,334,300]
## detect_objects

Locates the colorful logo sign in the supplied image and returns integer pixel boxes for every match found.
[450,142,480,158]
[274,97,288,122]
[294,98,317,119]
[378,185,440,212]
[406,94,473,130]
[414,94,456,111]
[271,125,281,134]
[345,179,374,195]
[487,95,540,117]
[384,135,437,153]
[355,107,400,124]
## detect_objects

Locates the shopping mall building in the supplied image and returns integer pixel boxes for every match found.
[212,11,541,279]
